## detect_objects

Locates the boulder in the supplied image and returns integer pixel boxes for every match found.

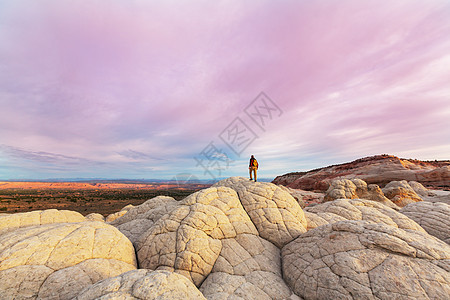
[105,204,135,223]
[84,213,105,222]
[304,198,425,232]
[76,269,206,300]
[213,177,307,248]
[0,221,137,299]
[382,180,423,207]
[136,187,258,286]
[408,181,432,197]
[401,201,450,244]
[110,196,178,245]
[324,179,397,209]
[0,209,85,234]
[282,220,450,299]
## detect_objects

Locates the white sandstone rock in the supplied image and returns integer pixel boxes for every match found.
[0,209,85,234]
[85,213,105,222]
[304,198,426,232]
[401,201,450,244]
[136,187,258,286]
[213,177,307,248]
[282,220,450,299]
[106,204,135,223]
[76,269,206,300]
[0,221,137,299]
[110,196,178,245]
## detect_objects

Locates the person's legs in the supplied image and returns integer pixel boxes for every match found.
[254,169,257,182]
[249,168,253,180]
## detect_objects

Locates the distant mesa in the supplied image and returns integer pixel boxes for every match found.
[272,154,450,192]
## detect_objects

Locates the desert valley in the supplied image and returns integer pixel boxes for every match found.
[0,181,208,216]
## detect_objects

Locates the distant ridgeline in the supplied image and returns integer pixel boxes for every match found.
[272,154,450,191]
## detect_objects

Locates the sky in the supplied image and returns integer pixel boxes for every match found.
[1,0,450,181]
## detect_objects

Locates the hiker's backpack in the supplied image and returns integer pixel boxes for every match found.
[252,159,258,168]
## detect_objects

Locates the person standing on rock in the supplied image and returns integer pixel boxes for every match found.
[249,155,258,182]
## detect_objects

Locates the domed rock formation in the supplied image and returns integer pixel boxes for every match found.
[136,186,258,286]
[84,213,105,222]
[213,177,307,248]
[382,180,423,207]
[408,180,432,197]
[400,201,450,244]
[0,220,137,299]
[106,204,135,223]
[135,181,307,297]
[304,198,425,232]
[0,209,85,233]
[282,220,450,299]
[76,269,206,300]
[109,196,178,245]
[324,179,397,209]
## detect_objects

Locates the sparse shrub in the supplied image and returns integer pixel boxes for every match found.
[0,207,7,211]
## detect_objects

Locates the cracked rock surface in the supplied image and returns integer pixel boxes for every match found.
[0,209,85,234]
[213,177,307,248]
[200,271,300,300]
[282,220,450,300]
[304,198,425,232]
[76,269,206,300]
[201,233,298,299]
[0,221,137,299]
[401,201,450,244]
[136,186,258,286]
[110,196,178,245]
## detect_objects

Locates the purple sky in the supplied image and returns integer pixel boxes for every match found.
[1,0,450,180]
